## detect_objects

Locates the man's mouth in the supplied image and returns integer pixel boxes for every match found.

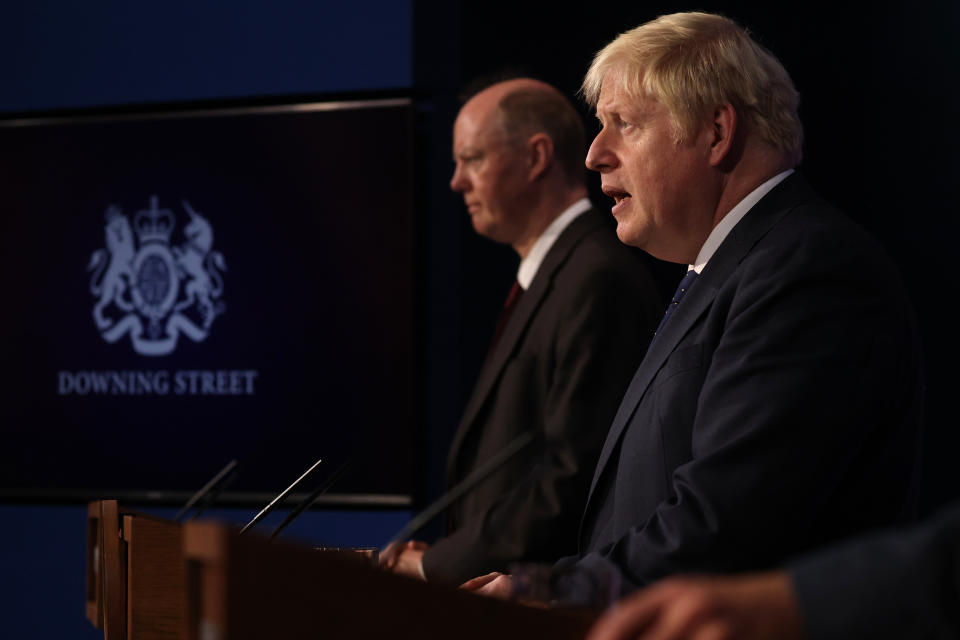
[603,187,632,207]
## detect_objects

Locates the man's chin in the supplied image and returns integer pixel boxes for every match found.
[614,223,644,249]
[471,218,501,242]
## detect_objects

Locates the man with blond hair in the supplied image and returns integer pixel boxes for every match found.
[384,78,661,585]
[467,13,923,605]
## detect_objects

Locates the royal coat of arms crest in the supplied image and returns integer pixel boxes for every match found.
[87,196,227,356]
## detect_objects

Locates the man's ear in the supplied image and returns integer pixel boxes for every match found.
[709,103,737,167]
[527,133,554,181]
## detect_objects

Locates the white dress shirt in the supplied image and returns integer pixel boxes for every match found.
[516,198,592,289]
[690,169,794,274]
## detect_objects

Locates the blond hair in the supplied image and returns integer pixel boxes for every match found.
[583,12,803,164]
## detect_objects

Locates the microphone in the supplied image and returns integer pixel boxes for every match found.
[240,456,323,534]
[174,459,239,522]
[384,430,534,548]
[269,459,353,541]
[190,466,240,522]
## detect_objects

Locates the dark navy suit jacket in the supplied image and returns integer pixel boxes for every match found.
[559,174,924,601]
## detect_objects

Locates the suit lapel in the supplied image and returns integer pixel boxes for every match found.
[582,174,815,513]
[583,274,718,500]
[446,210,608,481]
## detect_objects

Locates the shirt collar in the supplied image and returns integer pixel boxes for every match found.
[517,198,592,289]
[691,169,793,274]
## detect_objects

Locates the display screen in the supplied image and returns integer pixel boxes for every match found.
[0,97,416,506]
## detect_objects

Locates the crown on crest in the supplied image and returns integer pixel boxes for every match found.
[134,196,175,245]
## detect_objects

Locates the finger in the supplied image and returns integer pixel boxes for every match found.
[645,583,715,640]
[406,540,429,551]
[379,542,400,569]
[689,620,733,640]
[461,572,502,590]
[589,580,699,640]
[476,575,514,600]
[460,572,503,591]
[587,592,662,640]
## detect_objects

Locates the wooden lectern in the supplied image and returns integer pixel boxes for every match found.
[86,500,187,640]
[87,504,594,639]
[182,521,595,640]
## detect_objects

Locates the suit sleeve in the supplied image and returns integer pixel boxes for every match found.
[562,220,922,600]
[789,503,960,640]
[422,259,659,584]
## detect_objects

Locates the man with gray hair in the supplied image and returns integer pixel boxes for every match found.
[466,13,923,605]
[383,78,661,585]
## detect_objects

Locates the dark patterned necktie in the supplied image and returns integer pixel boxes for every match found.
[488,281,524,355]
[654,269,698,337]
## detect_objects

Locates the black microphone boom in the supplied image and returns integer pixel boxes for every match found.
[240,456,323,534]
[175,459,239,523]
[269,459,353,541]
[384,431,534,547]
[190,467,240,521]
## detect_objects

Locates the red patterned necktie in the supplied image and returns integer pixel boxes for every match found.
[488,280,524,356]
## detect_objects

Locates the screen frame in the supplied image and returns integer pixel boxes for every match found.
[0,92,421,509]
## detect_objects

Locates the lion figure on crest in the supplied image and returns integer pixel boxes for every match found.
[88,206,135,330]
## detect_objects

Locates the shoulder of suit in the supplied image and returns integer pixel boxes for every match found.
[753,197,894,271]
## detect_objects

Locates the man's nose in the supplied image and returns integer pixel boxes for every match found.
[586,130,617,173]
[449,164,468,192]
